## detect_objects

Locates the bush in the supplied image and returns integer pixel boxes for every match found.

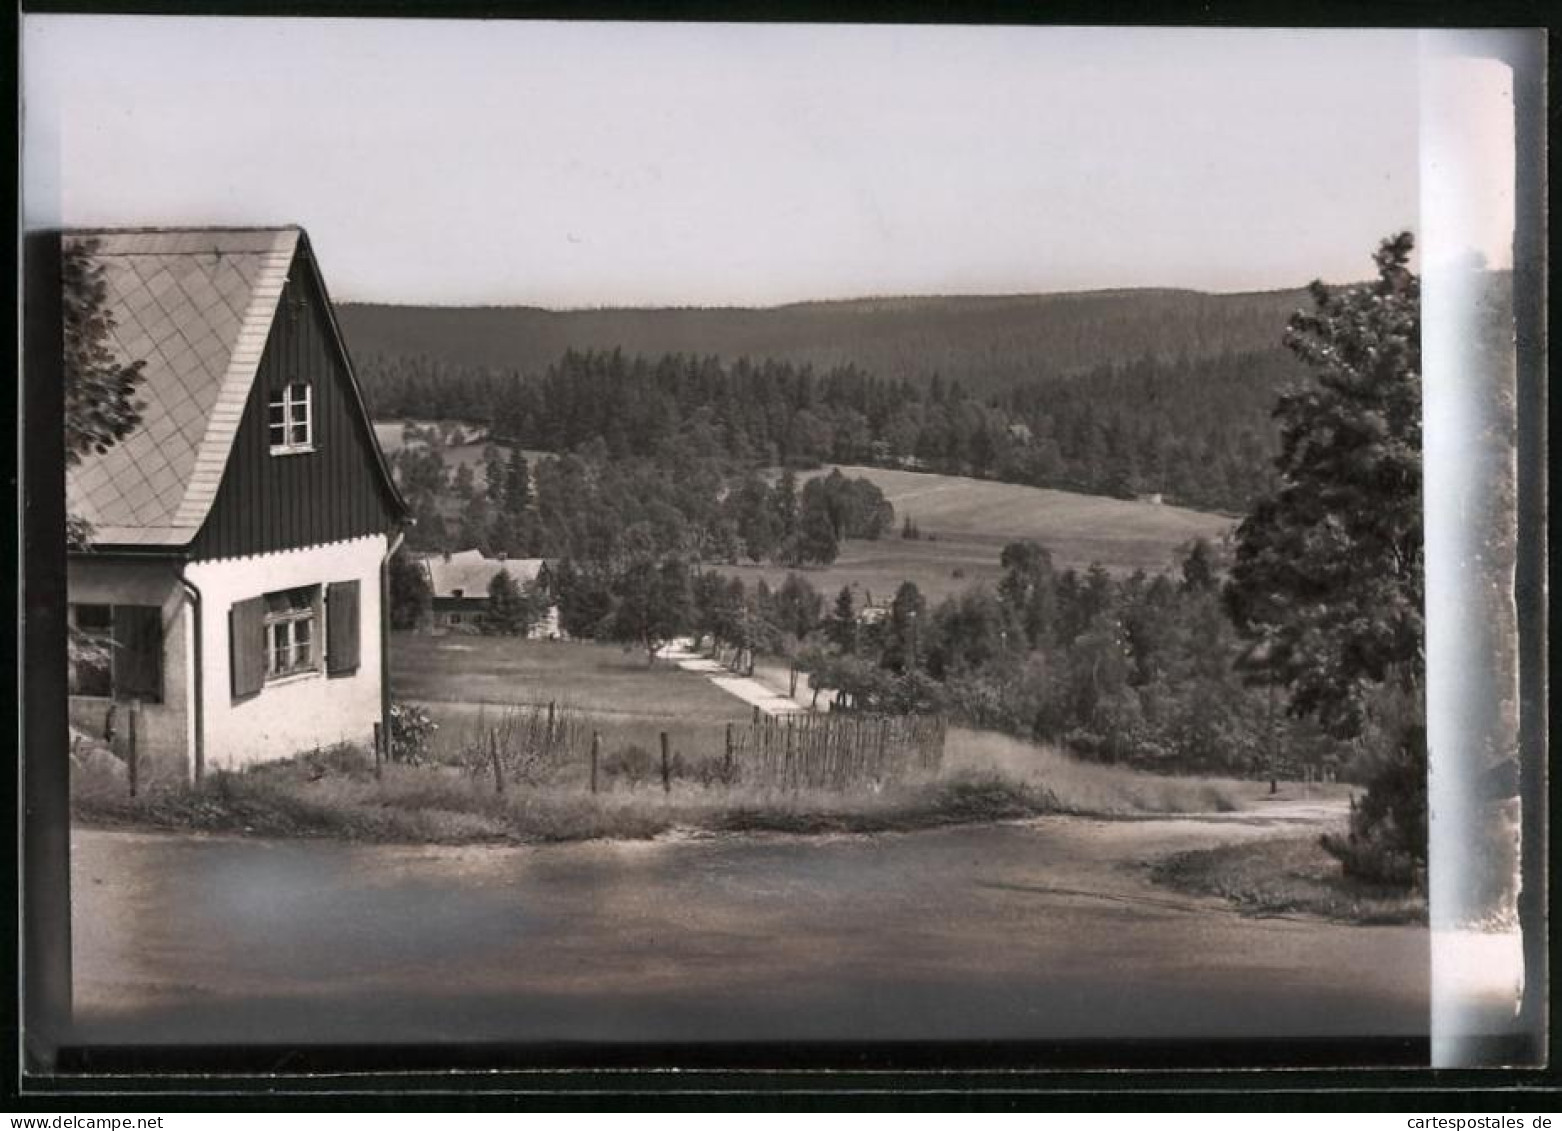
[1320,721,1426,887]
[389,702,439,764]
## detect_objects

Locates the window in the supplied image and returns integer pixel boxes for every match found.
[68,604,113,697]
[264,586,320,679]
[268,382,313,454]
[231,581,357,698]
[68,603,163,702]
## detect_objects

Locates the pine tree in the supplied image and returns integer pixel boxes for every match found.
[1225,232,1423,882]
[482,444,507,504]
[1225,232,1421,736]
[881,581,927,674]
[505,449,532,513]
[1179,537,1218,594]
[828,585,857,653]
[480,569,531,636]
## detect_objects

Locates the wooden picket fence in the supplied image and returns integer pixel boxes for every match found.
[728,712,946,791]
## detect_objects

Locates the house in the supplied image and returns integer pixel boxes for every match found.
[64,227,410,782]
[421,549,558,637]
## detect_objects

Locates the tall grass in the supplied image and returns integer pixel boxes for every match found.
[72,717,1244,846]
[944,728,1241,815]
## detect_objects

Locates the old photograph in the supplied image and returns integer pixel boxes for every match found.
[19,17,1542,1076]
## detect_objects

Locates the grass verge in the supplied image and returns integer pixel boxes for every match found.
[1149,834,1427,926]
[72,726,1248,845]
[73,755,1056,845]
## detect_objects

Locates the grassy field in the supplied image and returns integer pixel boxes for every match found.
[392,632,754,766]
[370,420,1235,602]
[715,465,1236,603]
[392,634,1249,811]
[373,420,549,496]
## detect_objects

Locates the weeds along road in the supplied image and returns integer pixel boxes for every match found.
[69,810,1428,1048]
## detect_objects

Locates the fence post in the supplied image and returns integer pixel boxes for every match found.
[372,721,384,781]
[785,716,796,790]
[490,728,505,795]
[547,700,557,750]
[724,722,734,783]
[126,699,139,798]
[753,704,761,725]
[591,730,601,795]
[659,731,671,794]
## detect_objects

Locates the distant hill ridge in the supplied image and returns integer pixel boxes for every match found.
[337,286,1316,392]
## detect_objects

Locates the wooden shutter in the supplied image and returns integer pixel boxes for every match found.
[326,580,361,676]
[230,596,267,698]
[112,605,163,703]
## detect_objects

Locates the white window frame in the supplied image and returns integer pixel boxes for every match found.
[268,382,314,455]
[264,586,323,681]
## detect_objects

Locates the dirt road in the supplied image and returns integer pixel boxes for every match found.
[69,806,1428,1049]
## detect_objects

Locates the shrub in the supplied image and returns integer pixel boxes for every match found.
[389,702,439,764]
[1320,721,1426,887]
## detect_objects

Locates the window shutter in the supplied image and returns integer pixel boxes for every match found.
[230,596,267,698]
[326,580,361,675]
[112,605,164,703]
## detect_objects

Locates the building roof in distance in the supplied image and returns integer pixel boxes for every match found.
[423,549,545,599]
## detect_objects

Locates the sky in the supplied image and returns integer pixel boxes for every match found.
[23,19,1428,308]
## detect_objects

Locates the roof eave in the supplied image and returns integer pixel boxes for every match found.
[295,231,412,523]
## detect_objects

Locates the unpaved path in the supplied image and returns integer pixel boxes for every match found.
[662,639,805,715]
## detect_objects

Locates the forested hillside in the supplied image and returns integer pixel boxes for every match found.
[338,287,1312,395]
[357,346,1299,513]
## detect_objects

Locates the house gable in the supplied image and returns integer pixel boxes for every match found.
[189,235,404,561]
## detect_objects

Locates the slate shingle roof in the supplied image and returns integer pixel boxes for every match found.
[64,227,300,547]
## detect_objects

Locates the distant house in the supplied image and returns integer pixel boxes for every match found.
[856,603,890,627]
[421,549,558,637]
[396,419,489,449]
[64,227,409,781]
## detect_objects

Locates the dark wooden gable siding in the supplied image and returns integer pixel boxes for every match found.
[190,243,402,561]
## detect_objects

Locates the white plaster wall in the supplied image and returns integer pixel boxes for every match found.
[185,534,387,770]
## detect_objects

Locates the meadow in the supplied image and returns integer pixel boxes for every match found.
[372,420,549,497]
[390,632,753,766]
[372,413,1233,599]
[718,464,1237,602]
